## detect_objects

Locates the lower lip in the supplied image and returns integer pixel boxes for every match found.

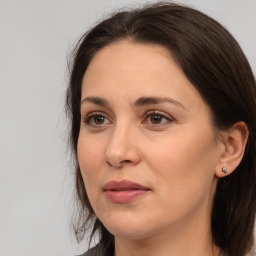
[104,189,149,203]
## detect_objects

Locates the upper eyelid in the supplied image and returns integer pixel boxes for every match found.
[83,111,111,119]
[86,111,107,117]
[82,111,111,122]
[145,110,175,120]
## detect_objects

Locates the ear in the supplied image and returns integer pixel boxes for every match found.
[215,121,249,178]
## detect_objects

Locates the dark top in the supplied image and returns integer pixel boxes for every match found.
[78,242,113,256]
[78,242,231,256]
[78,243,104,256]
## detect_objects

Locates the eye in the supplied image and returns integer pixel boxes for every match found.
[143,111,173,126]
[83,112,111,126]
[149,114,164,124]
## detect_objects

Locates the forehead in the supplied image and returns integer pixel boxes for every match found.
[87,40,174,69]
[85,40,176,72]
[83,41,183,89]
[81,40,206,111]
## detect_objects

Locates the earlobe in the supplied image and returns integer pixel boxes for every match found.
[215,121,249,178]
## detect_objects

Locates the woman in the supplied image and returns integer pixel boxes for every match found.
[66,2,256,256]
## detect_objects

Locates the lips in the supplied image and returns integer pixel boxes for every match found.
[103,180,150,203]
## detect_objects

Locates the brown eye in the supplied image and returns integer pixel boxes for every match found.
[150,115,163,124]
[143,111,173,126]
[84,113,111,126]
[94,116,105,125]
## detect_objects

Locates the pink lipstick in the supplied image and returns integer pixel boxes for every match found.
[103,180,150,203]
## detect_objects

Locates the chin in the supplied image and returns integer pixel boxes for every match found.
[99,212,153,240]
[107,225,151,241]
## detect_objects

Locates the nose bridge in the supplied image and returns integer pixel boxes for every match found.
[105,119,140,167]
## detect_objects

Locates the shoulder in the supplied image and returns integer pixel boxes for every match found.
[76,243,106,256]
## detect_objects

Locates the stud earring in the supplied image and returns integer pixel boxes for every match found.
[222,167,227,174]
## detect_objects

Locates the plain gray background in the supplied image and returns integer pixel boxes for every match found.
[0,0,255,255]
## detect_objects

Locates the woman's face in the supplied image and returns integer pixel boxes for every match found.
[77,41,223,241]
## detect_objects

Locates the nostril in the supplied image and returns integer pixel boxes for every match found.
[106,159,132,168]
[121,160,132,164]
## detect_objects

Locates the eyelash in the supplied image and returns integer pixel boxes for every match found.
[82,110,174,128]
[83,112,111,126]
[143,110,174,126]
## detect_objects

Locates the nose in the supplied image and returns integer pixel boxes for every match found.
[104,124,141,168]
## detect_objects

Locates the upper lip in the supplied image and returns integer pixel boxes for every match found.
[103,180,150,191]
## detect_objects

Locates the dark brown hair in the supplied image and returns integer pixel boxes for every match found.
[66,2,256,255]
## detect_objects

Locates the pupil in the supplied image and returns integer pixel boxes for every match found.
[151,115,162,124]
[94,116,104,124]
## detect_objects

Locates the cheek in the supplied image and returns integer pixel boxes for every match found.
[145,128,218,189]
[77,136,104,182]
[143,132,218,222]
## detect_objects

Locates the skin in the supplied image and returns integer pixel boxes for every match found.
[77,40,247,256]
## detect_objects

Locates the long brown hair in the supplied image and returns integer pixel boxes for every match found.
[66,2,256,255]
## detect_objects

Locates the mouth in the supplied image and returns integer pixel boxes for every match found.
[103,180,151,203]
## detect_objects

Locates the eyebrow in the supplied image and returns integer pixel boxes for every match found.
[81,96,109,107]
[81,96,187,111]
[134,97,187,110]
